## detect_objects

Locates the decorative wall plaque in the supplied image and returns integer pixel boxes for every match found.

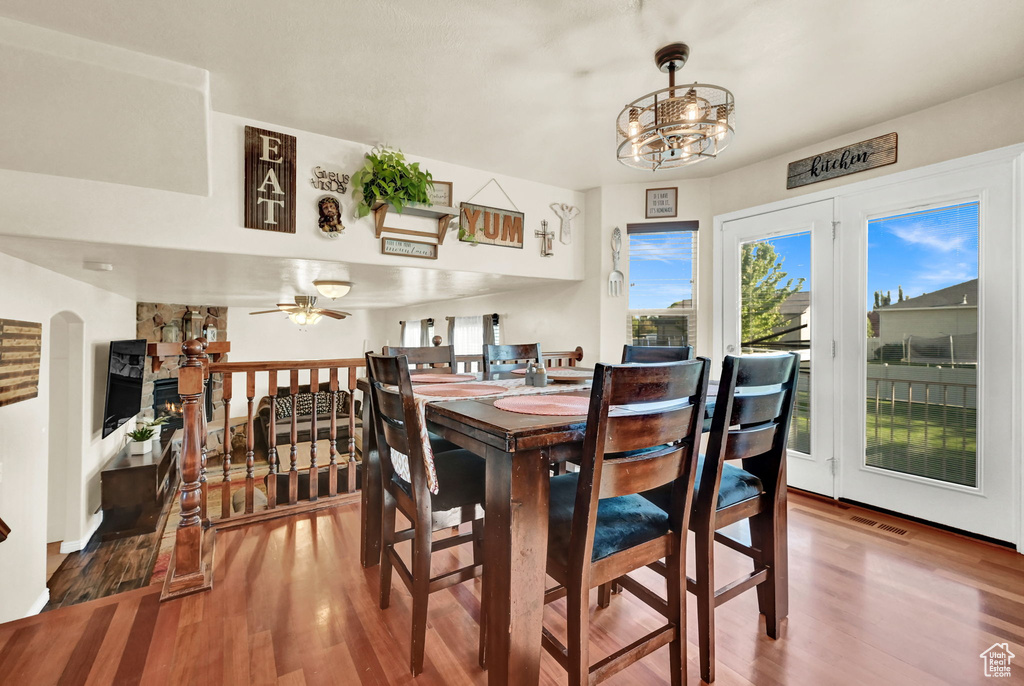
[427,181,453,207]
[317,195,345,238]
[787,132,898,189]
[244,125,297,233]
[0,318,41,407]
[459,202,524,248]
[646,187,678,219]
[381,237,438,260]
[310,166,349,194]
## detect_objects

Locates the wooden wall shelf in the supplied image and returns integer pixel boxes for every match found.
[147,341,230,372]
[372,201,458,244]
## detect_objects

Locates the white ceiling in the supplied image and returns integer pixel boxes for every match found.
[0,237,559,309]
[1,0,1022,190]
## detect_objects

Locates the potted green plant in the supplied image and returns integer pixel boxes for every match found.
[127,425,156,455]
[350,145,434,217]
[144,416,170,449]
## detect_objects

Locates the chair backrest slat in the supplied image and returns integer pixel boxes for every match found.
[729,389,788,427]
[603,405,696,455]
[383,345,457,371]
[722,424,779,462]
[621,344,694,364]
[482,343,541,374]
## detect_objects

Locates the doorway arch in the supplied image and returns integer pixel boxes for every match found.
[47,311,84,550]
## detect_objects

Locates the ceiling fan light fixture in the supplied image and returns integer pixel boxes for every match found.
[616,42,735,171]
[313,280,353,299]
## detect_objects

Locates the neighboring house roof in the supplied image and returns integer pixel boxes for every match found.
[779,291,810,316]
[878,279,977,310]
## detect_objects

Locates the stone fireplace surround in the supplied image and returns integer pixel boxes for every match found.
[136,302,228,451]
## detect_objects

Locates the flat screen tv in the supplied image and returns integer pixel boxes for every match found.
[102,339,147,438]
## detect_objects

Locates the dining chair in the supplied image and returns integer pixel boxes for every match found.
[482,343,541,374]
[365,353,487,676]
[641,352,800,683]
[383,344,458,372]
[621,344,694,363]
[541,359,710,686]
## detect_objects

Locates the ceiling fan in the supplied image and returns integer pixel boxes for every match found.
[249,296,350,326]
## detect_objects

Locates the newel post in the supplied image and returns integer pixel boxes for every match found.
[161,339,215,601]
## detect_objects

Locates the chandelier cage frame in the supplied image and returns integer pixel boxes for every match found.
[616,44,735,171]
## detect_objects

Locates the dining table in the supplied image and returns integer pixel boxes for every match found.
[357,368,717,686]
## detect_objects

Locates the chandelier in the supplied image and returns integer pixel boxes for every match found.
[616,43,735,171]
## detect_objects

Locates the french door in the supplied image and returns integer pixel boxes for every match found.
[719,200,836,496]
[835,161,1017,542]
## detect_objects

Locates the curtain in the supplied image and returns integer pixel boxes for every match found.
[400,319,432,347]
[448,316,485,356]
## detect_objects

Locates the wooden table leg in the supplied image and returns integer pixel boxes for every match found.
[485,447,550,686]
[359,389,382,568]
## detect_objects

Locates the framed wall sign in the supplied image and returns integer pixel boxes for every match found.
[244,125,297,233]
[0,318,41,407]
[427,181,453,208]
[459,202,524,248]
[381,237,438,260]
[645,187,678,218]
[787,132,897,189]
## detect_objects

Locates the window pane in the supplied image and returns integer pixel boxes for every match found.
[630,313,694,347]
[738,232,811,454]
[866,202,979,487]
[627,229,698,348]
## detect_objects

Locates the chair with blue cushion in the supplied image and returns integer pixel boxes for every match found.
[641,352,800,683]
[541,358,710,686]
[365,353,486,676]
[383,344,460,453]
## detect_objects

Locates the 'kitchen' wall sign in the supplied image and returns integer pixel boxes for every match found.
[786,132,897,189]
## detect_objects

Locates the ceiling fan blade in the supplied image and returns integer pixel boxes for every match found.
[249,309,290,315]
[276,303,298,311]
[314,309,350,320]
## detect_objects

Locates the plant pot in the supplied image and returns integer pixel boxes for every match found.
[130,440,152,455]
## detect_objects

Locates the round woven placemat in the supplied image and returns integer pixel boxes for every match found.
[493,394,590,416]
[409,373,475,384]
[414,383,507,398]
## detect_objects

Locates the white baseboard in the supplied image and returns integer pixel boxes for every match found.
[59,511,103,554]
[26,588,49,616]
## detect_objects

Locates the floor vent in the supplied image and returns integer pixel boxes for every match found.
[850,515,878,527]
[877,524,908,536]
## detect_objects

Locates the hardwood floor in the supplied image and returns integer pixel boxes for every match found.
[4,492,1023,685]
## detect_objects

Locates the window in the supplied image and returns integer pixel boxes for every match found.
[447,314,500,357]
[627,221,698,349]
[400,318,434,347]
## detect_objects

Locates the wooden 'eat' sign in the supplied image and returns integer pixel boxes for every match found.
[0,318,41,407]
[244,125,297,233]
[787,132,897,189]
[459,202,524,249]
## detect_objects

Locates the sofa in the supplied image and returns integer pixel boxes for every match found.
[256,383,362,449]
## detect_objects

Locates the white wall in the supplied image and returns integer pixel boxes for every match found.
[0,251,136,622]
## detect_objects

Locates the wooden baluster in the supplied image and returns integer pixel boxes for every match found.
[267,371,278,509]
[162,340,212,600]
[289,369,299,505]
[328,367,339,497]
[308,368,319,502]
[245,370,256,513]
[198,339,210,525]
[220,373,233,520]
[347,366,358,493]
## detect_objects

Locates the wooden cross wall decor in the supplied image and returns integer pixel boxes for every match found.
[0,318,42,407]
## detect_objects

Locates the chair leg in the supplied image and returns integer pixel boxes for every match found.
[566,581,590,686]
[379,493,397,610]
[597,582,612,609]
[409,524,433,676]
[666,541,687,686]
[694,524,716,684]
[473,518,487,669]
[750,505,788,639]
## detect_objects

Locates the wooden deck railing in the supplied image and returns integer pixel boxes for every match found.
[162,340,585,600]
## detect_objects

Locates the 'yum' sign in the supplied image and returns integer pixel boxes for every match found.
[459,202,524,249]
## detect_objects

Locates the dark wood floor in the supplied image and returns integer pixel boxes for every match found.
[5,492,1024,685]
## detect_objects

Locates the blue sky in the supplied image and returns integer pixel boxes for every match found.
[628,201,979,311]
